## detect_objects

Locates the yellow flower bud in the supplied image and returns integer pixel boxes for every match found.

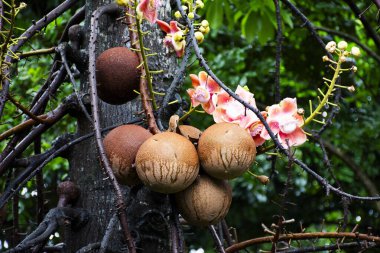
[201,20,209,28]
[195,31,204,43]
[116,0,129,7]
[174,11,182,19]
[188,12,195,19]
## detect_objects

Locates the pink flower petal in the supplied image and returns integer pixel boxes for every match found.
[206,76,220,93]
[198,71,208,86]
[279,127,307,147]
[224,100,244,120]
[236,86,256,107]
[279,97,297,114]
[187,89,200,107]
[156,19,171,33]
[212,107,228,123]
[169,20,181,33]
[189,74,200,88]
[216,90,231,106]
[253,135,266,147]
[137,0,159,24]
[202,99,215,114]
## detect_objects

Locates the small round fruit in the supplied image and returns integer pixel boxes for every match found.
[104,124,152,186]
[178,125,202,143]
[96,47,140,104]
[175,174,232,226]
[197,122,256,179]
[135,132,199,193]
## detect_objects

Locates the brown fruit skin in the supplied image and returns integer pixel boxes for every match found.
[197,122,256,180]
[135,132,199,194]
[178,125,202,143]
[104,124,152,186]
[96,47,140,105]
[175,174,232,227]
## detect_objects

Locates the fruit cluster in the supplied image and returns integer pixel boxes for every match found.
[103,121,256,227]
[95,46,256,226]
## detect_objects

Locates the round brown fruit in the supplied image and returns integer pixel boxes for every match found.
[104,124,152,186]
[96,47,140,105]
[135,132,199,194]
[175,174,232,226]
[197,122,256,180]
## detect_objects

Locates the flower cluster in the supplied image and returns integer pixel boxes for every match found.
[187,71,307,148]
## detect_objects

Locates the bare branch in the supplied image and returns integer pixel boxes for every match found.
[225,232,380,253]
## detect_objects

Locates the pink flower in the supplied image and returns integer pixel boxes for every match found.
[212,86,268,146]
[137,0,160,24]
[261,98,306,147]
[156,20,185,57]
[187,71,220,114]
[213,86,259,129]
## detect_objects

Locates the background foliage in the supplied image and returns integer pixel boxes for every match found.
[1,0,380,252]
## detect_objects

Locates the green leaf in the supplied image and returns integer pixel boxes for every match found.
[206,0,224,29]
[242,10,260,43]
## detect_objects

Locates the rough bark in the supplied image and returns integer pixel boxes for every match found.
[67,0,178,252]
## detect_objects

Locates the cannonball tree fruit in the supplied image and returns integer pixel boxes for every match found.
[175,174,232,227]
[197,122,256,180]
[135,132,199,194]
[178,125,202,144]
[103,124,152,186]
[96,47,140,105]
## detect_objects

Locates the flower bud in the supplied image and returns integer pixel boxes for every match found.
[116,0,129,6]
[174,11,182,19]
[19,2,27,9]
[196,0,205,8]
[297,108,305,115]
[199,26,206,33]
[351,46,360,56]
[195,31,204,43]
[188,12,195,19]
[322,55,329,62]
[351,66,358,72]
[347,85,355,92]
[257,175,270,185]
[337,41,348,50]
[201,20,209,28]
[204,26,210,34]
[325,41,336,53]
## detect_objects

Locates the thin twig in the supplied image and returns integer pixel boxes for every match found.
[343,0,380,50]
[209,225,226,253]
[6,94,48,124]
[0,0,78,118]
[99,214,118,253]
[225,232,380,253]
[0,118,143,209]
[280,0,332,59]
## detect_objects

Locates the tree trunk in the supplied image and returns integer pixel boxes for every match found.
[67,0,178,251]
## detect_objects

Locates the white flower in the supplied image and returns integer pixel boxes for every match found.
[325,41,336,53]
[338,41,348,50]
[351,46,361,56]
